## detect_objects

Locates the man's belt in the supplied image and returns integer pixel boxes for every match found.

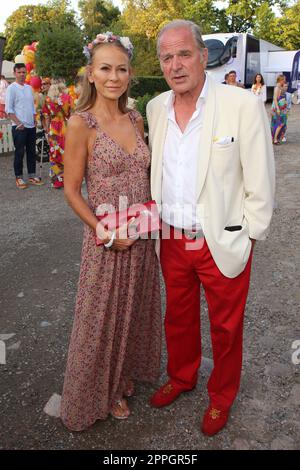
[171,226,204,240]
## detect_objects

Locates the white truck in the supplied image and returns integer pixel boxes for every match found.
[203,32,300,100]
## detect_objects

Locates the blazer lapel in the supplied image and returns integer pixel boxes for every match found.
[196,76,216,200]
[150,102,169,205]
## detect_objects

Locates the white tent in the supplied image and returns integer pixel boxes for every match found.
[1,60,14,81]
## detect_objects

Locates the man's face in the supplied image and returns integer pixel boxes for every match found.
[159,27,207,95]
[41,81,50,93]
[14,67,26,85]
[228,72,236,84]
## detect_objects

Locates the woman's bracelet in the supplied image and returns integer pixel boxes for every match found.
[104,230,116,249]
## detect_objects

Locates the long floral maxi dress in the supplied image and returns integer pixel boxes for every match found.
[270,90,287,143]
[42,93,72,186]
[60,110,162,431]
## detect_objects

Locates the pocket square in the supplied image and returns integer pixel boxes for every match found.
[213,136,234,145]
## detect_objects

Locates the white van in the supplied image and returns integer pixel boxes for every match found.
[203,32,300,99]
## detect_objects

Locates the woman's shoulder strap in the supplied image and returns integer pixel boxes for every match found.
[75,111,99,129]
[128,108,142,123]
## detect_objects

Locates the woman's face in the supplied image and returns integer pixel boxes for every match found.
[256,75,262,84]
[279,78,285,87]
[89,45,130,101]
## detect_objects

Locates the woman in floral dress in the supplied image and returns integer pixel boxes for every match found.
[271,74,287,145]
[43,79,72,188]
[60,33,162,431]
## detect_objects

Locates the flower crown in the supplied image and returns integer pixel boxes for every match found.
[83,32,134,62]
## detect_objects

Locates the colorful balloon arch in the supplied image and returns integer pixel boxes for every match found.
[14,41,85,106]
[14,41,41,91]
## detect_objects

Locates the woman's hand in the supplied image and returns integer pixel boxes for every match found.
[96,221,112,245]
[112,218,138,251]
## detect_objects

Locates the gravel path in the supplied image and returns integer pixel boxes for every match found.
[0,104,299,450]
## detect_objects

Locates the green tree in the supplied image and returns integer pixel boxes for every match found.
[4,23,41,61]
[36,24,85,84]
[273,0,300,49]
[78,0,121,41]
[252,2,277,43]
[115,0,233,75]
[183,0,229,33]
[222,0,287,33]
[4,2,77,60]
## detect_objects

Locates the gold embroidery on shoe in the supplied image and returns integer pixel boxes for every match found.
[163,384,173,394]
[209,408,221,420]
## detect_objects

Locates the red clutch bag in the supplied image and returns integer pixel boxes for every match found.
[95,200,160,246]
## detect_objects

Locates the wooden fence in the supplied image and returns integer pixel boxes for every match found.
[0,119,14,154]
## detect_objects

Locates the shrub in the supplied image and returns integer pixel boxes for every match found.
[36,24,85,85]
[130,76,169,98]
[135,93,153,129]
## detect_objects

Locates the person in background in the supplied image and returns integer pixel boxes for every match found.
[5,64,44,189]
[283,82,292,111]
[35,77,51,130]
[251,73,267,102]
[281,82,292,142]
[222,73,228,85]
[227,70,245,88]
[270,74,287,145]
[0,74,8,119]
[42,78,72,188]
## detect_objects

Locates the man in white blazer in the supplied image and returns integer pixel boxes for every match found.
[147,20,275,436]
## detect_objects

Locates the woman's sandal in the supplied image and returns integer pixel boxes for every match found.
[123,380,135,398]
[110,399,130,420]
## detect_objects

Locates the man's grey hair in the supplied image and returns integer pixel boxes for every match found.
[157,20,206,56]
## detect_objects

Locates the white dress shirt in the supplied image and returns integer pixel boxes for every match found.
[5,82,35,128]
[162,76,208,230]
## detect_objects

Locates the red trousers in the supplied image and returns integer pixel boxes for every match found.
[160,228,253,410]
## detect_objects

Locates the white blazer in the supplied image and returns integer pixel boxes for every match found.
[146,75,275,278]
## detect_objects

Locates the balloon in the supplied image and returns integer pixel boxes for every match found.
[14,54,26,64]
[24,50,35,64]
[26,63,33,73]
[28,45,35,51]
[25,73,31,84]
[31,42,38,51]
[25,51,35,64]
[29,75,42,91]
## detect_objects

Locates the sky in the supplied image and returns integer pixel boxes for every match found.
[0,0,123,33]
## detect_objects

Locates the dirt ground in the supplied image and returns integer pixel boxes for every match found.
[0,104,299,451]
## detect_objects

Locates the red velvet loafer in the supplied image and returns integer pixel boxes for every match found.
[150,380,194,408]
[201,404,230,436]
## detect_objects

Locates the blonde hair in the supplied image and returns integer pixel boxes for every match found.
[76,42,131,114]
[276,74,285,84]
[47,78,68,101]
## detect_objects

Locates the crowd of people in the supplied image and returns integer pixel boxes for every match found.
[222,69,292,144]
[0,54,293,191]
[2,67,81,189]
